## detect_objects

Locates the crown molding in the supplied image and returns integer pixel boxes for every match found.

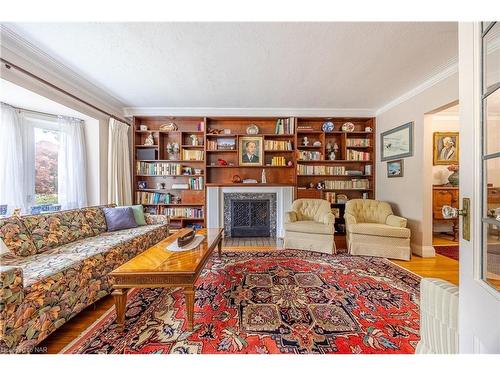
[123,106,376,118]
[375,57,459,117]
[0,25,126,117]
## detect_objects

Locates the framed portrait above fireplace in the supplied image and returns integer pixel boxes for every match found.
[239,136,263,166]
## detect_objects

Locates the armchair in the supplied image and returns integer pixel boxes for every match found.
[345,199,411,260]
[284,199,336,254]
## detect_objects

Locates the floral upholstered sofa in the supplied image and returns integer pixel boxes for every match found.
[0,205,169,353]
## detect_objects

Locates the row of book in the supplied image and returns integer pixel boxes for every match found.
[346,138,371,147]
[161,207,204,219]
[297,165,346,175]
[264,140,293,151]
[324,179,370,190]
[136,162,183,175]
[298,151,322,160]
[188,177,204,190]
[275,118,296,134]
[136,191,175,205]
[346,150,370,161]
[324,192,337,203]
[270,156,288,166]
[182,149,204,161]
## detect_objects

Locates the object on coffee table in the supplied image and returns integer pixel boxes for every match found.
[177,229,196,247]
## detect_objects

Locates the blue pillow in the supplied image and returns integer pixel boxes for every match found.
[103,207,138,232]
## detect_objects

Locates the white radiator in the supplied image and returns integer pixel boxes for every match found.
[416,278,459,354]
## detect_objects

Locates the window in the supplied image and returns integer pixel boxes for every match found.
[481,22,500,291]
[34,127,60,205]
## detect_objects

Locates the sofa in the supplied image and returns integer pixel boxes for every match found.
[284,199,336,254]
[0,205,169,353]
[344,199,411,260]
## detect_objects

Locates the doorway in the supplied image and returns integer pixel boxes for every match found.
[427,103,460,261]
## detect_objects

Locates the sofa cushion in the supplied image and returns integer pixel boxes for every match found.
[0,217,37,257]
[81,206,108,235]
[284,220,334,235]
[130,205,147,226]
[22,210,93,254]
[347,223,410,238]
[103,207,138,232]
[1,224,168,287]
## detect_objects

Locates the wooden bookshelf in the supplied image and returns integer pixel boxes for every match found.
[133,116,206,230]
[295,117,376,240]
[132,115,376,238]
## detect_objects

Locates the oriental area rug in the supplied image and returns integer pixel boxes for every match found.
[62,250,421,354]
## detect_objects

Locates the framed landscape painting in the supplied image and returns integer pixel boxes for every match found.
[387,159,404,178]
[380,122,414,161]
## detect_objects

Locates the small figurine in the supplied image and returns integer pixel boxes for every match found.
[190,134,198,146]
[144,133,154,146]
[316,182,325,190]
[309,182,315,189]
[261,169,267,184]
[302,136,309,146]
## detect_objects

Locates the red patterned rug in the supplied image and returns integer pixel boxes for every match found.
[434,246,459,261]
[62,250,421,354]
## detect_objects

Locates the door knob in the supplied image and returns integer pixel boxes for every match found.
[442,205,467,219]
[442,198,470,241]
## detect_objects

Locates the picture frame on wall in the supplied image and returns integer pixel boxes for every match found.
[239,136,263,166]
[433,131,459,165]
[380,122,414,161]
[387,159,404,178]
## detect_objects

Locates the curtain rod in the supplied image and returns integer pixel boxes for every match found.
[1,101,84,122]
[1,58,130,126]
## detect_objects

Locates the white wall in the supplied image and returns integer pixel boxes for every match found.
[376,73,459,257]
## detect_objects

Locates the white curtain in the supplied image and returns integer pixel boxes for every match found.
[108,118,132,205]
[0,104,28,214]
[58,117,88,210]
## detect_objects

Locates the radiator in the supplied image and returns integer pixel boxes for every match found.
[415,278,459,354]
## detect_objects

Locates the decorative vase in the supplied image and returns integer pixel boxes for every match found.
[448,171,459,186]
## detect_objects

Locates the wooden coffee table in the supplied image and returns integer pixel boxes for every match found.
[110,228,223,331]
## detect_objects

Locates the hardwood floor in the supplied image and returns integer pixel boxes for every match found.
[38,241,459,354]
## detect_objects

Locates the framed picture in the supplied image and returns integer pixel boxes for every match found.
[433,132,459,165]
[239,136,263,166]
[387,159,404,178]
[380,122,414,161]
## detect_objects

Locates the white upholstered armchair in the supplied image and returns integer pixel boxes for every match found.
[344,199,411,260]
[284,199,336,254]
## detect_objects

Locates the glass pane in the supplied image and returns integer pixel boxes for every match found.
[34,127,59,205]
[483,22,500,91]
[483,157,500,289]
[484,87,500,155]
[484,222,500,289]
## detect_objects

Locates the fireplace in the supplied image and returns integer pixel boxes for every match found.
[223,192,277,238]
[230,199,270,237]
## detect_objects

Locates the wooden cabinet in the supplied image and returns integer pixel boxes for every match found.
[433,185,459,241]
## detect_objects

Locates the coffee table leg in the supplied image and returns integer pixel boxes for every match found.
[184,286,195,330]
[218,239,222,258]
[112,288,129,331]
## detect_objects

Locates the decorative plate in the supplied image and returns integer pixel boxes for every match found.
[322,121,334,132]
[246,124,260,135]
[342,122,355,132]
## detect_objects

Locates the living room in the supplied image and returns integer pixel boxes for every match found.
[1,1,499,372]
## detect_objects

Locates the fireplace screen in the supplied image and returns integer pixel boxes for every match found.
[230,199,270,237]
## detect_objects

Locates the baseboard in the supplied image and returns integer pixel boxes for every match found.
[411,243,436,258]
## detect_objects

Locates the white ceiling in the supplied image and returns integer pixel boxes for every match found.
[4,22,458,112]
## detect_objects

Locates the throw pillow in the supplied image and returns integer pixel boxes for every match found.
[103,207,138,232]
[130,205,147,226]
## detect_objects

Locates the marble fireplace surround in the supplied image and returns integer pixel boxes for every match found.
[207,186,294,238]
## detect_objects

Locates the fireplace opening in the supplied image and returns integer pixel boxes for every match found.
[230,199,270,237]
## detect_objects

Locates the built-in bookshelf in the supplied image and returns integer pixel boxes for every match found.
[294,117,376,242]
[133,115,376,237]
[133,116,207,230]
